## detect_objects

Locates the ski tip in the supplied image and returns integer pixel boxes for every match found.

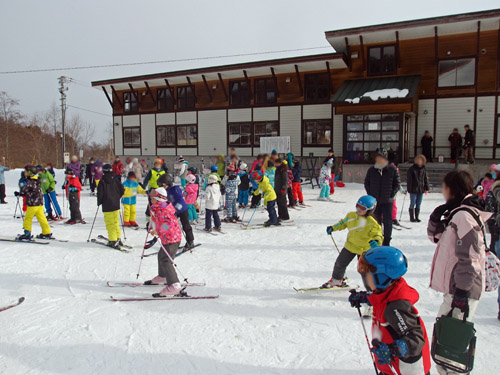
[18,297,25,303]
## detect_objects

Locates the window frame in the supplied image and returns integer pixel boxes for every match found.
[437,57,476,89]
[156,125,177,148]
[254,78,277,105]
[176,85,196,110]
[229,80,251,107]
[228,122,253,147]
[122,126,141,148]
[157,88,175,112]
[123,91,138,113]
[176,124,198,148]
[367,44,397,76]
[253,121,280,146]
[226,121,280,148]
[304,73,331,103]
[302,119,333,147]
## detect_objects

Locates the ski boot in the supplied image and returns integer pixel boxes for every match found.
[392,219,401,226]
[183,242,195,251]
[214,226,223,233]
[106,240,121,249]
[130,221,139,227]
[46,213,55,221]
[144,276,166,285]
[203,228,212,233]
[153,282,182,298]
[321,278,346,289]
[17,230,32,241]
[362,305,373,319]
[65,219,76,225]
[123,222,131,227]
[415,208,421,223]
[36,233,53,240]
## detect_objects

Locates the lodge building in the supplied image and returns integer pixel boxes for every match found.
[92,9,500,169]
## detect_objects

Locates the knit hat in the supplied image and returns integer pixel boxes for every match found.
[154,158,163,166]
[153,187,168,202]
[186,174,196,184]
[102,164,113,174]
[157,173,174,186]
[177,155,185,163]
[208,174,219,184]
[64,167,74,175]
[271,149,277,155]
[375,148,388,160]
[127,171,136,179]
[250,170,263,181]
[239,163,248,171]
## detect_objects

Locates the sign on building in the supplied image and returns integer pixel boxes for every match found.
[64,152,70,164]
[260,136,290,154]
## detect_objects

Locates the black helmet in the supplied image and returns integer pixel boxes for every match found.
[157,173,174,186]
[36,165,43,172]
[102,163,113,174]
[65,167,74,175]
[25,164,37,176]
[375,148,388,160]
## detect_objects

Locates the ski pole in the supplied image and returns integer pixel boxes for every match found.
[159,241,188,285]
[243,206,258,230]
[47,192,61,219]
[119,207,127,240]
[136,225,151,279]
[87,206,100,242]
[398,189,407,222]
[371,340,398,375]
[239,206,248,228]
[13,196,20,219]
[330,233,341,254]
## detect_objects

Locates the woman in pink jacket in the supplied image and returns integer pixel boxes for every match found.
[427,170,490,375]
[184,174,199,223]
[146,187,183,297]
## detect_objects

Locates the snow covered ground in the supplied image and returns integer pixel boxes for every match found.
[0,169,498,375]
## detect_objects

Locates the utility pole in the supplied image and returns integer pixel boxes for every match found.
[58,76,68,168]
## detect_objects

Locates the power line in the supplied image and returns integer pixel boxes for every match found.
[66,104,111,117]
[0,46,332,75]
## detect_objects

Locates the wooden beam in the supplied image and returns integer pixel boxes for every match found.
[243,70,252,97]
[144,82,156,106]
[359,35,365,71]
[186,76,197,103]
[164,79,175,100]
[270,67,279,98]
[326,61,332,94]
[345,37,352,72]
[294,65,303,97]
[128,83,139,106]
[217,73,227,100]
[202,75,212,102]
[110,85,122,109]
[396,31,400,68]
[101,86,113,108]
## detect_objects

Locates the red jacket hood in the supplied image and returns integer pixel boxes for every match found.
[368,278,419,321]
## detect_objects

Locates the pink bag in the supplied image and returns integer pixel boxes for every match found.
[485,251,500,292]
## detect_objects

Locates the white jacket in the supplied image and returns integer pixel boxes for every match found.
[205,183,221,210]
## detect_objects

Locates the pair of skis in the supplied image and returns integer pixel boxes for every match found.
[0,236,68,245]
[108,281,218,301]
[241,220,295,230]
[0,297,25,312]
[90,235,133,253]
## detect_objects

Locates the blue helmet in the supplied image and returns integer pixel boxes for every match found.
[362,246,408,290]
[356,195,377,213]
[210,165,218,173]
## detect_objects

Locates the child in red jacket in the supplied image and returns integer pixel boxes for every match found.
[62,167,84,224]
[349,246,431,375]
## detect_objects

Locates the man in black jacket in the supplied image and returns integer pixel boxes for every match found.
[420,131,433,162]
[463,125,475,164]
[97,163,125,248]
[448,128,462,163]
[364,149,401,246]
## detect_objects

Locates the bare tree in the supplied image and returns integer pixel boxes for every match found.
[65,113,95,157]
[0,92,22,165]
[45,102,61,167]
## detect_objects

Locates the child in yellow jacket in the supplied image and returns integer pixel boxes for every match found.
[322,195,382,289]
[122,171,146,227]
[250,171,279,227]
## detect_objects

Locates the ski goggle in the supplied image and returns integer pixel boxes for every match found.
[356,203,369,212]
[358,254,377,275]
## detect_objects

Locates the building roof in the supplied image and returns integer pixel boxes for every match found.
[331,75,421,105]
[325,9,500,53]
[91,53,347,91]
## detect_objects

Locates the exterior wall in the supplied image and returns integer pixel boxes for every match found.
[177,111,196,124]
[198,110,226,155]
[416,99,435,156]
[475,96,495,159]
[141,114,156,156]
[333,113,343,157]
[279,106,301,155]
[253,107,278,121]
[113,116,123,155]
[303,104,331,120]
[228,108,251,122]
[122,115,140,127]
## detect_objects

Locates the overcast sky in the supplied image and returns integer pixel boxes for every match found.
[1,0,498,142]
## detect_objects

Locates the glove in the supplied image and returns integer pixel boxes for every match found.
[451,288,469,314]
[47,188,54,193]
[280,190,286,195]
[371,339,408,365]
[326,226,333,235]
[348,290,371,308]
[369,240,379,248]
[14,191,20,197]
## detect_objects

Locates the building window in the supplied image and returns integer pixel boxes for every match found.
[255,78,277,104]
[230,81,251,106]
[303,119,332,146]
[304,74,330,102]
[254,122,279,146]
[368,45,397,75]
[123,127,141,148]
[177,86,195,109]
[438,58,476,87]
[177,125,197,147]
[345,113,401,162]
[156,126,176,147]
[123,92,138,112]
[157,88,174,111]
[228,123,252,146]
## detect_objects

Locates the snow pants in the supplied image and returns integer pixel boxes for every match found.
[329,173,336,194]
[187,204,198,222]
[24,206,51,235]
[292,182,303,203]
[374,202,393,246]
[68,191,82,221]
[158,242,180,285]
[238,189,249,205]
[319,185,330,198]
[0,184,6,203]
[123,204,136,222]
[392,199,398,220]
[178,209,194,244]
[266,199,278,224]
[435,294,479,375]
[287,187,294,206]
[331,248,369,290]
[205,209,221,229]
[43,191,62,216]
[276,192,289,220]
[226,196,237,218]
[103,210,120,242]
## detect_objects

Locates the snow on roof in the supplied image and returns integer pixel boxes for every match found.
[344,88,409,103]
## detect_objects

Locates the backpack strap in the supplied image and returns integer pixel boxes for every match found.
[447,206,487,248]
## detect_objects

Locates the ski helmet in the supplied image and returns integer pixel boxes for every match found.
[25,164,37,177]
[152,187,168,202]
[210,165,218,173]
[157,173,174,186]
[250,170,263,182]
[267,160,274,168]
[207,174,219,184]
[36,165,44,172]
[356,195,377,214]
[326,158,334,166]
[240,163,248,171]
[476,185,484,192]
[64,167,74,175]
[188,167,198,174]
[375,148,388,160]
[154,158,163,166]
[102,164,113,174]
[186,174,196,184]
[359,246,408,290]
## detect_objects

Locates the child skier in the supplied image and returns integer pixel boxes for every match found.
[318,159,333,200]
[175,155,189,188]
[250,170,279,227]
[238,163,250,208]
[223,165,240,222]
[204,174,222,232]
[184,173,199,223]
[97,164,125,248]
[285,161,295,208]
[264,160,276,188]
[323,195,382,288]
[16,165,53,240]
[122,171,146,227]
[292,160,304,205]
[146,187,183,297]
[40,165,62,221]
[62,167,84,224]
[349,246,431,375]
